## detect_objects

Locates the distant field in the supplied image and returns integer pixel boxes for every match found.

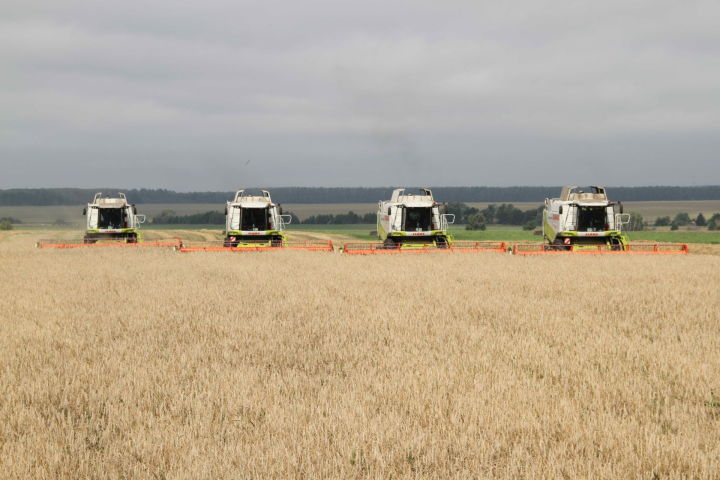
[622,200,720,220]
[4,200,720,225]
[0,203,373,225]
[0,204,221,227]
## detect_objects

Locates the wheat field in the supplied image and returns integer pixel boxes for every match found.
[1,232,719,479]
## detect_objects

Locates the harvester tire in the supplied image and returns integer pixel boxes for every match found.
[550,241,569,251]
[382,238,397,250]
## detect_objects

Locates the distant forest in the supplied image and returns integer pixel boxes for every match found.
[1,186,720,206]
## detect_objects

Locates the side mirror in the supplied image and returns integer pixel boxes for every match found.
[387,208,391,216]
[618,202,624,214]
[278,204,283,215]
[82,208,86,216]
[559,206,563,215]
[133,205,138,215]
[224,207,228,216]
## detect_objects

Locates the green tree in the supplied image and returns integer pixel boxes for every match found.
[627,212,644,231]
[673,212,691,226]
[522,220,537,231]
[695,213,707,227]
[0,221,12,230]
[445,202,479,224]
[670,222,679,231]
[465,213,486,231]
[708,213,720,230]
[285,212,301,225]
[654,216,671,227]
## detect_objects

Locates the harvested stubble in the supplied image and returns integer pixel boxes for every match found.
[1,235,719,479]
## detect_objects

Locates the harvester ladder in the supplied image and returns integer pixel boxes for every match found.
[392,206,403,231]
[566,205,578,231]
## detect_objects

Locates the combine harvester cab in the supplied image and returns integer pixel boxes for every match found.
[83,192,145,243]
[37,192,181,248]
[344,188,506,254]
[513,186,688,255]
[224,190,288,248]
[177,189,333,252]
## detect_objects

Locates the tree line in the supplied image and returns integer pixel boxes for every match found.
[3,186,720,206]
[444,202,544,231]
[150,203,545,227]
[301,212,376,224]
[652,212,720,230]
[599,211,720,232]
[0,216,21,230]
[66,206,720,230]
[152,210,226,224]
[150,210,374,225]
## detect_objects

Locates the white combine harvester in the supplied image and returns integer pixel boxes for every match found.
[543,186,629,250]
[82,192,146,243]
[513,186,689,255]
[176,189,334,252]
[223,190,291,247]
[343,188,506,254]
[37,192,180,248]
[377,188,454,248]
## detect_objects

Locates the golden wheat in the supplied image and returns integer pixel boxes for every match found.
[0,232,719,479]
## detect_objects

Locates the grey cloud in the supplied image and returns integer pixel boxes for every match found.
[1,0,719,189]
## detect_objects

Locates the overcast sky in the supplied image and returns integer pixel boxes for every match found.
[1,0,719,189]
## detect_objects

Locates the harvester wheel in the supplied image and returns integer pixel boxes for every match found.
[550,241,569,251]
[609,239,623,251]
[382,238,398,250]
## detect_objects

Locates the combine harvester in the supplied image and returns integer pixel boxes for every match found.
[513,186,688,255]
[37,192,181,249]
[343,188,506,254]
[176,189,333,252]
